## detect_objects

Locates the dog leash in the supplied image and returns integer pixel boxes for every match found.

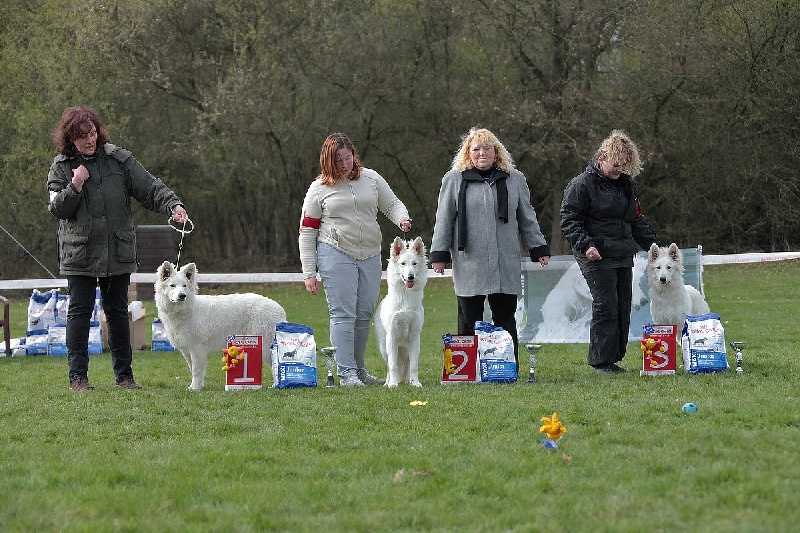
[167,217,194,268]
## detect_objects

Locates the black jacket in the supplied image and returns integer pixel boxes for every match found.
[561,158,659,269]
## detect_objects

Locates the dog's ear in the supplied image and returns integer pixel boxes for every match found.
[413,236,427,257]
[182,263,199,291]
[648,242,660,262]
[668,243,681,262]
[157,261,174,282]
[391,236,403,258]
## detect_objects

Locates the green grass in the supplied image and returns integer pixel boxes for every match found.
[2,262,800,532]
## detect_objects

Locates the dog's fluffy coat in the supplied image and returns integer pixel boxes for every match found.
[647,243,710,326]
[374,236,428,388]
[155,261,286,390]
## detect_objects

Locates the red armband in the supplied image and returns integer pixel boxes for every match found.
[301,216,321,229]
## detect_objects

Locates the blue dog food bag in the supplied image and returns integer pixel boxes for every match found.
[151,318,175,351]
[271,322,317,388]
[681,313,728,374]
[26,289,59,355]
[46,324,67,356]
[475,321,517,383]
[88,322,103,354]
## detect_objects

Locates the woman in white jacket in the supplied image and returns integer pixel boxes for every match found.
[299,133,412,386]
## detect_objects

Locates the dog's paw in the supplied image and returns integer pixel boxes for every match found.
[410,380,423,388]
[385,381,399,389]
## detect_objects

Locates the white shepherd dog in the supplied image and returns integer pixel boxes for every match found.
[374,236,428,388]
[647,243,710,327]
[155,261,286,390]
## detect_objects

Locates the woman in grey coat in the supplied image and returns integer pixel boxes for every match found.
[430,128,550,372]
[48,106,188,390]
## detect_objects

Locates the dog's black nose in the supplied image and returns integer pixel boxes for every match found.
[178,293,186,301]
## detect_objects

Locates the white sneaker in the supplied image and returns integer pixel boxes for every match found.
[339,375,365,387]
[357,369,385,385]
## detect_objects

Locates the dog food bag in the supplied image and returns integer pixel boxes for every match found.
[26,289,59,354]
[271,322,318,389]
[55,289,102,325]
[475,321,517,383]
[47,323,100,356]
[88,322,103,355]
[46,324,68,356]
[27,289,58,332]
[151,318,175,351]
[680,313,728,374]
[25,329,48,355]
[55,293,69,325]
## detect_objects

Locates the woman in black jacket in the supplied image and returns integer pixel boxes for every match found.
[561,130,660,374]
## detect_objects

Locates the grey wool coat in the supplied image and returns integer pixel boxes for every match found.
[47,143,184,277]
[429,167,550,297]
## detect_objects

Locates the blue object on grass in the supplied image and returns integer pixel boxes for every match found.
[539,438,559,449]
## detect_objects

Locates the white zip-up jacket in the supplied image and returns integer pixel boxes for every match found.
[298,168,409,278]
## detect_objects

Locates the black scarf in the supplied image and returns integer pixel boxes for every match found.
[457,167,509,251]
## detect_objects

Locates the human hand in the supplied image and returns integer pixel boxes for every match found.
[586,246,602,261]
[171,205,188,223]
[71,165,89,191]
[539,256,550,267]
[431,262,447,275]
[399,218,412,232]
[305,277,319,295]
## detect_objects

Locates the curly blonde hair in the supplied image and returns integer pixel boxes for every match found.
[595,129,643,176]
[450,127,515,173]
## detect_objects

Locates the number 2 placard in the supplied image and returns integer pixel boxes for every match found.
[441,334,478,383]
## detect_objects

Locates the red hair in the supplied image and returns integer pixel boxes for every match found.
[51,106,109,155]
[316,133,362,186]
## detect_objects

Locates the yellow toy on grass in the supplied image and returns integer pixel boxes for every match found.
[539,412,568,441]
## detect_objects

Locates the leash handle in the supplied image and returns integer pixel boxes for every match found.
[402,218,412,243]
[168,217,194,267]
[168,217,194,235]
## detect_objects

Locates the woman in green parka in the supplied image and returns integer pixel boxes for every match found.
[47,106,189,390]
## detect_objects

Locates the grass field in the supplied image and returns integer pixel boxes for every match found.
[2,261,799,532]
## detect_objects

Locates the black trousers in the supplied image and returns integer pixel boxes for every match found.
[66,274,133,383]
[456,293,519,371]
[581,266,633,368]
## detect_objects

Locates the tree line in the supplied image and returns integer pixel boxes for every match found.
[1,0,798,281]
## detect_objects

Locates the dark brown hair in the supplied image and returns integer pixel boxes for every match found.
[51,106,109,155]
[316,133,362,186]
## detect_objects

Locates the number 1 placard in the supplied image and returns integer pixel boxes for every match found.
[225,334,263,390]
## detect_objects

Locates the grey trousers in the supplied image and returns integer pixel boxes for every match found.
[317,243,382,376]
